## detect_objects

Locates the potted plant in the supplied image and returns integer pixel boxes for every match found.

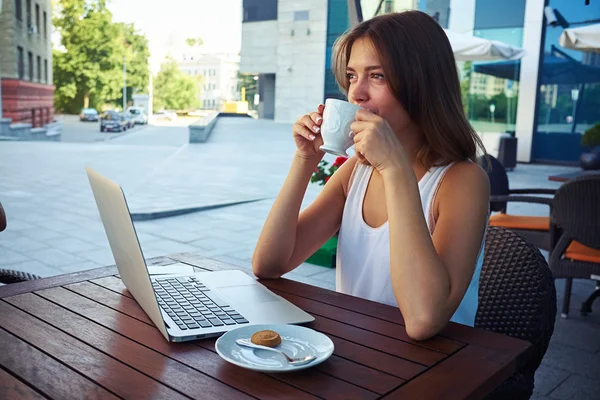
[580,123,600,170]
[306,157,348,268]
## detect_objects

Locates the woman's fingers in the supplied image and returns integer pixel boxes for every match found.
[301,114,321,135]
[309,112,323,126]
[294,121,317,141]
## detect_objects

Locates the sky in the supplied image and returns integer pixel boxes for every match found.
[108,0,242,72]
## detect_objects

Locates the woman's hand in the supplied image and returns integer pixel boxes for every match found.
[293,104,325,160]
[350,109,408,173]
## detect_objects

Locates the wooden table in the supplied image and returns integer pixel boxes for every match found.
[548,169,600,182]
[0,254,531,400]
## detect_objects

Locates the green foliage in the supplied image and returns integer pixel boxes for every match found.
[582,123,600,148]
[185,37,204,47]
[237,73,257,109]
[460,62,472,116]
[153,58,199,111]
[311,157,348,186]
[52,0,150,113]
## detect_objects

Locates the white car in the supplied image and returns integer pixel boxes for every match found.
[126,107,148,124]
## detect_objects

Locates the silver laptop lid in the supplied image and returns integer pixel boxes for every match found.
[86,167,170,341]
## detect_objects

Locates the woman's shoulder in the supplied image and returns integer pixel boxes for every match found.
[440,160,490,202]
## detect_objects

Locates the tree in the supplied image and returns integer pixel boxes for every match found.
[237,72,257,109]
[52,0,150,113]
[185,37,204,48]
[115,22,150,107]
[460,62,472,116]
[153,58,199,111]
[53,0,123,113]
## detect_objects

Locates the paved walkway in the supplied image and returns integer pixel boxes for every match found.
[0,117,598,398]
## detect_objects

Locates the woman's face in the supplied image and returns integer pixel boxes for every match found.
[346,37,412,137]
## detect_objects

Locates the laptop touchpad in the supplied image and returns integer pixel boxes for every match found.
[219,285,279,304]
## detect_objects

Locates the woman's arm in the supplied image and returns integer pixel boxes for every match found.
[252,154,357,279]
[383,161,490,340]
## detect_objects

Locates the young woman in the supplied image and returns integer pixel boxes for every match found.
[252,11,490,341]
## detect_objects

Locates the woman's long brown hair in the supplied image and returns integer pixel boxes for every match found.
[332,11,486,168]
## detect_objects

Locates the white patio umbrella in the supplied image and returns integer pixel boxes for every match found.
[560,24,600,53]
[444,29,526,61]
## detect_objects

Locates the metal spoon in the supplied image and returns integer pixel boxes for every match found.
[235,338,317,365]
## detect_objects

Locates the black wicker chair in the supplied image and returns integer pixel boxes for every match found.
[476,227,556,400]
[549,175,600,318]
[478,155,556,251]
[0,269,42,284]
[0,202,42,284]
[0,200,6,232]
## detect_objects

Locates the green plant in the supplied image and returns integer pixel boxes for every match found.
[581,123,600,148]
[311,157,348,186]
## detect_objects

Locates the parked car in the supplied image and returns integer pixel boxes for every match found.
[154,110,178,121]
[100,111,128,132]
[127,107,148,124]
[123,113,135,129]
[80,108,99,122]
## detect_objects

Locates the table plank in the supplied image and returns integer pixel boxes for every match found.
[382,345,519,400]
[0,329,118,400]
[272,288,464,354]
[0,266,118,299]
[5,292,253,400]
[68,281,154,325]
[34,286,320,400]
[0,368,46,400]
[0,300,189,400]
[308,315,445,366]
[260,274,529,354]
[78,279,383,399]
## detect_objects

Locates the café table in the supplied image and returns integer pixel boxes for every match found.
[0,253,531,399]
[548,169,600,182]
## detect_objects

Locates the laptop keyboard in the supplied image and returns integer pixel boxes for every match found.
[153,276,249,331]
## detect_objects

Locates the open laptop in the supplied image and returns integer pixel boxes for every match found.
[86,167,314,342]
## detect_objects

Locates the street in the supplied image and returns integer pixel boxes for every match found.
[58,114,147,143]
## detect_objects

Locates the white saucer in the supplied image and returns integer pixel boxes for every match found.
[215,324,334,372]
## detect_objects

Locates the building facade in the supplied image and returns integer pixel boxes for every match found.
[179,52,241,111]
[0,0,54,126]
[240,0,600,163]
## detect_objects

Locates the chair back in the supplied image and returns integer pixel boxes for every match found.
[551,175,600,250]
[477,155,509,212]
[476,227,556,399]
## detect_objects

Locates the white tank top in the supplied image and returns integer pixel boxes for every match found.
[335,162,484,327]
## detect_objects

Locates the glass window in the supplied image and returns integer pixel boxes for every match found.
[532,0,600,162]
[17,47,24,79]
[28,51,33,81]
[26,0,31,26]
[35,4,40,34]
[43,12,47,37]
[242,0,277,22]
[418,0,451,28]
[37,56,41,81]
[16,0,23,21]
[461,27,525,134]
[538,0,600,137]
[294,11,309,21]
[473,0,526,29]
[44,59,48,83]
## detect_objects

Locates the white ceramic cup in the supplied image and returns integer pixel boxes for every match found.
[319,99,362,157]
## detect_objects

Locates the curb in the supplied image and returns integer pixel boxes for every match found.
[130,198,269,221]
